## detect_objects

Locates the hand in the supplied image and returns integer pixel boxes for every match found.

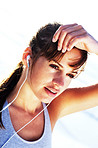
[52,23,98,54]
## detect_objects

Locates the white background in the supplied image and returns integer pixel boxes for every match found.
[0,0,98,147]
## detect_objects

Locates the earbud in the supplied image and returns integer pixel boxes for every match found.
[27,55,30,67]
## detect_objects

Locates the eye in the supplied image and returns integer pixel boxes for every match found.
[66,73,75,78]
[49,64,59,70]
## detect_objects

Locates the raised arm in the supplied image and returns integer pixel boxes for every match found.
[50,23,98,119]
[52,23,98,55]
[51,84,98,119]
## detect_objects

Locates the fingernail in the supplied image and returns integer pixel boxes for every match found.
[67,48,70,51]
[52,38,56,42]
[57,46,61,51]
[62,49,66,53]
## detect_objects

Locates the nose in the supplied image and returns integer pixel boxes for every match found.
[52,75,64,88]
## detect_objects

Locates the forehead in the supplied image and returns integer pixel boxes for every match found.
[59,48,82,68]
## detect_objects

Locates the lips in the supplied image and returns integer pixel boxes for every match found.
[44,87,59,97]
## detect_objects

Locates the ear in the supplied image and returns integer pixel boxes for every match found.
[22,47,32,67]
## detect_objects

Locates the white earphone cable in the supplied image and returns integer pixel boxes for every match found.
[0,67,29,113]
[1,59,53,147]
[1,100,52,148]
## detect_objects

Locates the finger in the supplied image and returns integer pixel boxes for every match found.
[67,33,87,51]
[52,23,78,42]
[57,24,81,51]
[58,25,83,52]
[57,29,67,51]
[62,28,86,52]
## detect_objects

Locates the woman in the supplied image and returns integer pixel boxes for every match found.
[0,23,98,147]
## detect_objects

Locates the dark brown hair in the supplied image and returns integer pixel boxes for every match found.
[0,23,88,128]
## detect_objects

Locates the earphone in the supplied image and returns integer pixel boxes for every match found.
[1,54,52,147]
[0,55,30,113]
[27,55,30,68]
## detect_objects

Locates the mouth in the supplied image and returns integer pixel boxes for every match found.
[44,87,58,97]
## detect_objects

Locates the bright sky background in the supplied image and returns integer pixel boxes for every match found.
[0,0,98,147]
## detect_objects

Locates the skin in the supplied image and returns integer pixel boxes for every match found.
[7,23,98,141]
[52,23,98,54]
[27,48,82,104]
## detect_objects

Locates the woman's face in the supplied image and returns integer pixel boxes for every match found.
[28,48,82,103]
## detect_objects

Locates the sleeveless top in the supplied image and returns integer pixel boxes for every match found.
[0,101,52,148]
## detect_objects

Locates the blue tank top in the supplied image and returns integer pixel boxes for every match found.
[0,101,52,148]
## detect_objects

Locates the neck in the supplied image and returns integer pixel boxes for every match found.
[7,68,42,114]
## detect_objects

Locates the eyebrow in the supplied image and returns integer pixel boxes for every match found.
[68,57,82,67]
[68,57,81,61]
[53,60,63,68]
[53,60,78,74]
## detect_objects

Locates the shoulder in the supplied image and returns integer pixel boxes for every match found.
[47,88,73,130]
[48,85,98,130]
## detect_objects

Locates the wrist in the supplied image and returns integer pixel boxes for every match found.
[94,41,98,55]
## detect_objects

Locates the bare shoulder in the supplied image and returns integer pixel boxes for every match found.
[48,84,98,130]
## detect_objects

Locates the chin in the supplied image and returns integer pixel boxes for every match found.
[41,97,54,104]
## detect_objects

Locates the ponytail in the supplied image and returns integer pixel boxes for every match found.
[0,61,23,128]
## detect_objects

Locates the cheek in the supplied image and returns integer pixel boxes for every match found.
[63,78,72,90]
[30,66,53,87]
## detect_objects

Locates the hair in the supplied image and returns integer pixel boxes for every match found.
[0,23,88,128]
